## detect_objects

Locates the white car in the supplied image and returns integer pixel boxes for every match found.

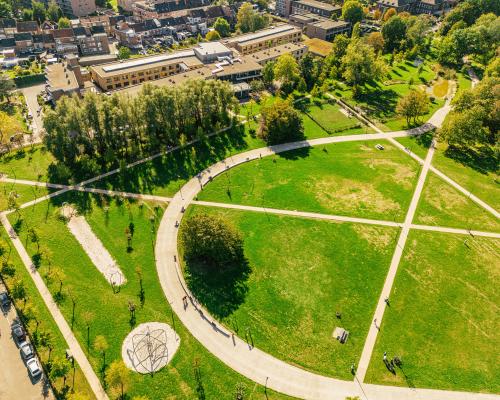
[26,358,42,379]
[19,341,34,360]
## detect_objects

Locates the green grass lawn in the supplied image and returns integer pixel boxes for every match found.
[456,72,473,96]
[415,172,500,232]
[0,146,55,182]
[0,183,49,211]
[0,231,94,398]
[395,131,433,160]
[300,100,374,138]
[432,144,499,211]
[365,230,500,393]
[198,140,421,221]
[182,206,398,379]
[10,193,291,400]
[331,60,444,132]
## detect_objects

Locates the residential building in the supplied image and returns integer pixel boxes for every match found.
[46,56,83,102]
[16,21,40,34]
[0,18,17,35]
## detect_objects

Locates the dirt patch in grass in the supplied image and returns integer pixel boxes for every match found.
[363,159,415,189]
[313,177,401,215]
[352,225,396,250]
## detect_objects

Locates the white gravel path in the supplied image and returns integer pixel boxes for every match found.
[61,205,126,286]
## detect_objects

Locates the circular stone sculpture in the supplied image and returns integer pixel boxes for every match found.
[122,322,180,374]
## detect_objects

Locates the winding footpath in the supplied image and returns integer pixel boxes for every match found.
[1,73,498,399]
[154,94,499,400]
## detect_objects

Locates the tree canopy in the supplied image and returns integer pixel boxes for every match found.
[258,98,304,145]
[439,76,499,147]
[206,30,221,41]
[396,89,429,126]
[180,214,244,270]
[117,46,131,59]
[273,53,300,95]
[213,17,231,37]
[342,0,364,25]
[381,15,407,52]
[341,39,387,93]
[43,79,237,181]
[236,2,269,33]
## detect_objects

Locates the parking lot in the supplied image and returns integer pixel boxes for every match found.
[0,283,53,400]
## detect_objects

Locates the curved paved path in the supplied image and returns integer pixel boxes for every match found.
[155,107,499,399]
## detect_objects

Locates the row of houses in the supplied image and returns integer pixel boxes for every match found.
[0,23,110,57]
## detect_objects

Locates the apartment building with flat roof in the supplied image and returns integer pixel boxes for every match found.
[90,49,204,91]
[247,42,308,65]
[223,24,302,55]
[84,26,307,97]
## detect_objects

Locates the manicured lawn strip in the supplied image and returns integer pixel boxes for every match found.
[0,232,95,399]
[456,72,473,96]
[183,205,398,379]
[432,144,499,211]
[365,231,500,393]
[415,172,500,232]
[301,101,374,138]
[0,183,49,211]
[10,192,292,400]
[198,140,421,222]
[394,131,433,160]
[90,125,266,197]
[0,146,55,182]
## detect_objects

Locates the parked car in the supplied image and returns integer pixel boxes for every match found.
[0,291,10,308]
[19,341,34,360]
[26,358,42,379]
[11,321,26,342]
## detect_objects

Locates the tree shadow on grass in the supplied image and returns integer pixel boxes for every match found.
[352,87,399,120]
[443,145,499,175]
[88,125,251,196]
[277,146,310,160]
[184,257,251,319]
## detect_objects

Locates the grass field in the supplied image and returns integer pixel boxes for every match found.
[395,132,432,160]
[456,72,473,96]
[198,141,421,221]
[9,193,291,400]
[331,60,444,132]
[432,144,499,211]
[0,230,94,398]
[415,172,500,232]
[182,206,398,379]
[365,230,500,393]
[0,146,55,182]
[0,183,49,211]
[300,100,374,138]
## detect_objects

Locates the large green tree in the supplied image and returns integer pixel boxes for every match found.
[47,0,61,21]
[31,0,46,24]
[396,89,429,126]
[273,53,299,95]
[236,2,268,33]
[180,214,244,270]
[341,39,387,94]
[0,0,12,18]
[213,17,231,37]
[381,15,407,52]
[258,99,304,145]
[342,0,364,25]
